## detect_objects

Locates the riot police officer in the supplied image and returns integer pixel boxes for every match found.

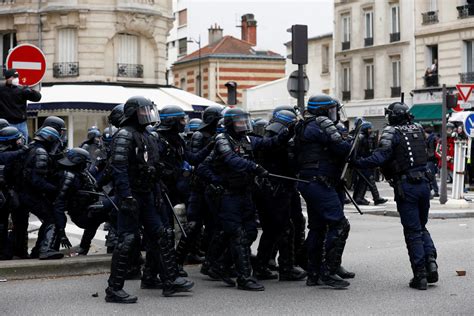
[105,97,193,303]
[353,102,438,290]
[183,118,203,146]
[81,127,102,163]
[295,94,352,289]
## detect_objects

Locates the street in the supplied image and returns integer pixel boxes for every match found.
[1,214,472,315]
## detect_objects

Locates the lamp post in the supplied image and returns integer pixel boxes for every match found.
[188,35,202,97]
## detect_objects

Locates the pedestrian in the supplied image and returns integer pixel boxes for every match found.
[0,69,41,140]
[353,102,438,290]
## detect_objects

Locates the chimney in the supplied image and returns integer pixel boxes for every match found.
[208,23,223,45]
[241,14,257,46]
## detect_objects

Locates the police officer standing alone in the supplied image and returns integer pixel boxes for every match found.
[353,102,438,290]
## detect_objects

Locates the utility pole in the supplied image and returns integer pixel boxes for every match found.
[439,84,448,204]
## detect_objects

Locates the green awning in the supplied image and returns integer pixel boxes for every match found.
[409,103,451,125]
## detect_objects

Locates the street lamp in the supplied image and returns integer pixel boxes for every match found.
[188,35,202,97]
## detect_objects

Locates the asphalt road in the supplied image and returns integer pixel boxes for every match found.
[1,215,472,315]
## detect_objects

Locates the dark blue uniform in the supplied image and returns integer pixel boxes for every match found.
[354,123,437,276]
[295,116,351,281]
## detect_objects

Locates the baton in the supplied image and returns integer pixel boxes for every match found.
[353,169,377,191]
[343,185,363,215]
[78,190,119,212]
[268,173,309,184]
[162,191,187,239]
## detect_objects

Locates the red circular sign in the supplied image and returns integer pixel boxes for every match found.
[6,44,46,87]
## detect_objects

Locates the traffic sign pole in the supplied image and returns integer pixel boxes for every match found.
[439,84,448,204]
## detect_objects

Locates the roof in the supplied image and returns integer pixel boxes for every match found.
[27,84,222,112]
[174,36,284,65]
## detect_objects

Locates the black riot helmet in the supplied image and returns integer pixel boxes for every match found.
[87,127,101,141]
[157,105,188,133]
[0,119,9,129]
[187,118,203,133]
[252,119,268,137]
[200,105,223,130]
[58,147,91,169]
[109,104,124,128]
[336,122,348,138]
[42,116,66,135]
[0,126,23,149]
[266,110,297,135]
[123,96,159,126]
[102,126,118,145]
[306,94,338,122]
[223,107,253,136]
[386,102,410,125]
[272,105,297,116]
[360,121,373,134]
[34,126,61,148]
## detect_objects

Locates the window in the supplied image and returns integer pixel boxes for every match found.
[341,15,351,43]
[343,66,351,91]
[0,32,16,74]
[180,77,187,90]
[365,11,373,39]
[392,58,401,88]
[118,33,139,65]
[366,63,374,90]
[58,28,77,63]
[178,38,187,56]
[461,41,474,82]
[321,44,329,73]
[391,5,400,34]
[178,9,187,27]
[429,0,437,12]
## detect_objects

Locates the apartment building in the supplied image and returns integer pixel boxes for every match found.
[334,0,415,129]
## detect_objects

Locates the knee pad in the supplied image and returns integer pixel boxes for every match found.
[118,233,136,253]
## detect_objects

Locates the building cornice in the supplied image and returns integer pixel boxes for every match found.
[415,20,474,38]
[173,54,285,67]
[335,40,410,57]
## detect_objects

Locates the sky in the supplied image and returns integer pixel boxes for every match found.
[184,0,333,55]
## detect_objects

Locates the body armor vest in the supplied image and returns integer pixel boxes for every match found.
[382,124,427,179]
[295,118,333,170]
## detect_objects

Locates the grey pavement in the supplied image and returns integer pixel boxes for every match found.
[1,215,472,315]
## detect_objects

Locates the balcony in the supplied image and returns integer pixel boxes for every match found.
[342,41,350,50]
[390,32,400,43]
[0,0,15,5]
[457,4,474,19]
[53,62,79,78]
[342,91,351,101]
[459,72,474,83]
[117,63,143,78]
[391,86,401,98]
[422,11,438,25]
[364,89,374,100]
[364,37,373,47]
[424,74,439,87]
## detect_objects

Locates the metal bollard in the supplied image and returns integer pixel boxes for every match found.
[451,140,468,199]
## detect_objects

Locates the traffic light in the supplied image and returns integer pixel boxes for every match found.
[288,25,308,65]
[446,92,458,109]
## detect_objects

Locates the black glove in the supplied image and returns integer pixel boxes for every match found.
[254,164,269,177]
[57,228,72,249]
[120,197,139,214]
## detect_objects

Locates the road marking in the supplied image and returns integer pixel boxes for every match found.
[12,61,42,70]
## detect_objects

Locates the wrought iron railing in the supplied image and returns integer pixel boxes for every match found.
[364,89,374,100]
[53,62,79,78]
[422,11,438,25]
[424,74,439,87]
[459,72,474,83]
[342,91,351,101]
[342,41,350,51]
[391,86,401,98]
[390,32,400,43]
[364,37,373,47]
[117,63,143,78]
[457,4,474,19]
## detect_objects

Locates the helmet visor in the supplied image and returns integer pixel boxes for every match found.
[328,107,338,122]
[233,114,253,133]
[137,104,159,125]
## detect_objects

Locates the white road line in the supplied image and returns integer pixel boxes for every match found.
[12,61,42,70]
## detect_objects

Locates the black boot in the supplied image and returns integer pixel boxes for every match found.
[77,228,97,255]
[38,224,63,260]
[425,255,438,284]
[321,219,351,288]
[320,270,350,289]
[409,266,428,290]
[202,230,227,278]
[104,222,118,254]
[336,266,355,279]
[369,177,387,205]
[306,272,323,286]
[141,250,163,289]
[175,237,190,277]
[278,227,307,281]
[125,243,143,280]
[231,229,264,291]
[157,229,194,297]
[105,233,138,303]
[253,259,278,280]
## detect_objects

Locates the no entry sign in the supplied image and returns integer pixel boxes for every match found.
[6,44,46,87]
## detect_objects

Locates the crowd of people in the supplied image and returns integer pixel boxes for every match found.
[0,68,440,304]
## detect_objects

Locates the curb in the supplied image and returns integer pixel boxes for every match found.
[361,210,474,219]
[0,254,111,281]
